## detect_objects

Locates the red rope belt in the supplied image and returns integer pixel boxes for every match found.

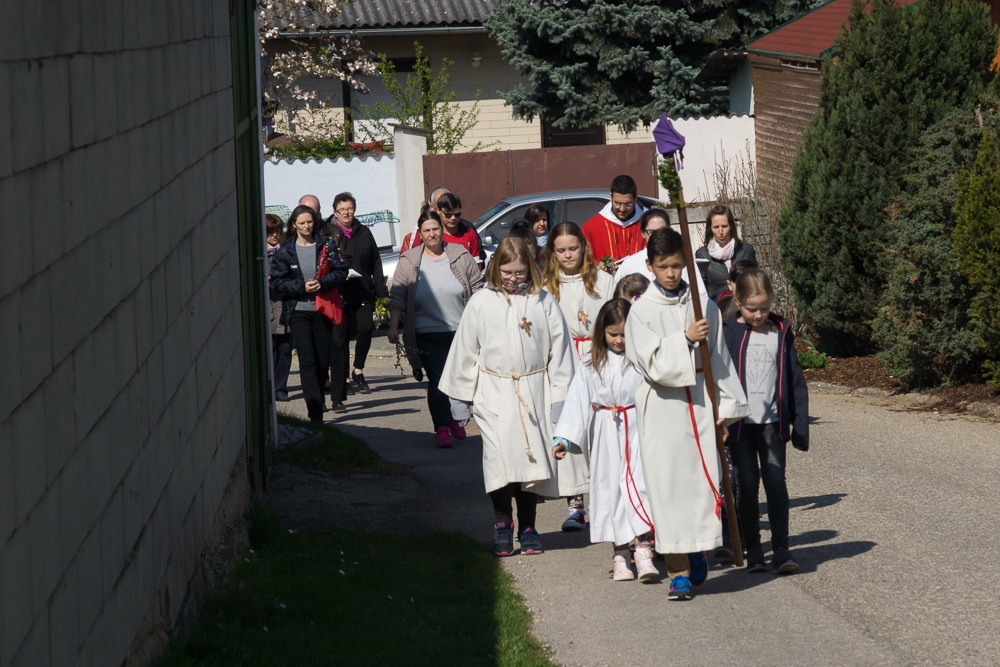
[686,366,724,518]
[592,404,654,530]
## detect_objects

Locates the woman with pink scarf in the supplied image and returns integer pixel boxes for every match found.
[694,204,757,300]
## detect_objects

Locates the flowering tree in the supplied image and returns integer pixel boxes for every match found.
[258,0,377,139]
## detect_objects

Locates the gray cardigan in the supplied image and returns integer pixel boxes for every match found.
[389,243,483,371]
[695,241,757,299]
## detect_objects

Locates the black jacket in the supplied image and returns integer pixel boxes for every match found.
[269,236,349,326]
[722,312,809,451]
[696,241,757,299]
[321,217,389,305]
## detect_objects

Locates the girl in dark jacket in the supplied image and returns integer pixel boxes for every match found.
[722,268,808,575]
[270,204,349,421]
[695,204,757,299]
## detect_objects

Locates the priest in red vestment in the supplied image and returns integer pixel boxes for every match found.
[581,174,646,266]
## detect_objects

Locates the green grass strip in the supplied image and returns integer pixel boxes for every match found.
[159,530,556,666]
[275,413,405,475]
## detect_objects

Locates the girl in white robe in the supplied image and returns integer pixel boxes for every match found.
[440,237,575,557]
[541,222,614,530]
[553,299,657,581]
[624,228,749,600]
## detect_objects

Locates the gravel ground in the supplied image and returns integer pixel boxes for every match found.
[272,331,1000,666]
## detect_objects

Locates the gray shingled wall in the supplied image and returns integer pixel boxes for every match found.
[0,1,250,664]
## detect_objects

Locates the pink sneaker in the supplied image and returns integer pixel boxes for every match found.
[435,426,453,448]
[448,419,467,440]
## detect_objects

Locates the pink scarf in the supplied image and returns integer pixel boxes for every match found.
[707,238,736,270]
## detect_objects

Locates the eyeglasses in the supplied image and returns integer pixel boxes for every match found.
[335,207,355,214]
[500,270,528,279]
[440,211,462,219]
[611,200,635,209]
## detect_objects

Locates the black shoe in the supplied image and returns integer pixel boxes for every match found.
[745,545,768,573]
[346,382,356,396]
[772,547,799,574]
[354,372,371,394]
[275,391,290,402]
[331,402,347,413]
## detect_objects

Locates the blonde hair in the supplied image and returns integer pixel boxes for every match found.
[733,268,775,305]
[542,222,600,300]
[485,237,541,294]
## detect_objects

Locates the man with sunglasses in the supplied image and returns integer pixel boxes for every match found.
[581,174,646,266]
[421,192,487,269]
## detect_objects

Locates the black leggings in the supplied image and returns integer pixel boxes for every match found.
[289,310,333,420]
[732,422,789,551]
[344,301,375,372]
[489,484,538,531]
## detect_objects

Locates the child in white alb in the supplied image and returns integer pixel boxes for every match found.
[552,300,657,581]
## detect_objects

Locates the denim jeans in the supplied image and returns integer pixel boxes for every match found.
[731,422,790,551]
[415,330,456,430]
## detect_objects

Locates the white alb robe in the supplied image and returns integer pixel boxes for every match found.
[439,287,575,495]
[549,271,614,496]
[554,352,651,545]
[624,284,749,553]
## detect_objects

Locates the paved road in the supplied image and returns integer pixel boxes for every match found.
[278,332,1000,666]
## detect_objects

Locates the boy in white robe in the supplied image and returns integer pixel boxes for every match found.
[440,237,575,557]
[625,228,749,600]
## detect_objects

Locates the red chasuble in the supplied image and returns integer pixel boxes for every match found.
[582,213,646,264]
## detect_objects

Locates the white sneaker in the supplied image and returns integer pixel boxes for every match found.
[612,555,635,581]
[634,548,659,581]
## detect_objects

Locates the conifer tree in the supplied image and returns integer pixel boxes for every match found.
[486,0,820,133]
[778,0,996,353]
[872,108,997,388]
[954,131,1000,388]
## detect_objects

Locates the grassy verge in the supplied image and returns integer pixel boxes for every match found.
[158,529,556,666]
[276,413,405,475]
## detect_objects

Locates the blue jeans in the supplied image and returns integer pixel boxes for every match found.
[415,330,456,430]
[732,422,789,551]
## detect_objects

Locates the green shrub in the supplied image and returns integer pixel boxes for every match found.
[797,347,828,370]
[268,135,353,161]
[954,130,1000,387]
[872,107,997,389]
[778,0,997,354]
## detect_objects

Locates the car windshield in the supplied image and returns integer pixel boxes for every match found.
[471,203,509,230]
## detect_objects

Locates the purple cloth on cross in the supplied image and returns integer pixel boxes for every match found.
[653,114,685,170]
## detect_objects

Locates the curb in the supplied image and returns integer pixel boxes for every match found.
[807,382,1000,420]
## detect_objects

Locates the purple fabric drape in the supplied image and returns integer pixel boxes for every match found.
[653,114,685,171]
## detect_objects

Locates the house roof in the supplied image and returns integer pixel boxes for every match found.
[746,0,917,60]
[334,0,495,29]
[693,48,747,87]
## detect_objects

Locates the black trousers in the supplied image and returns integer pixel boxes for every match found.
[731,422,790,551]
[272,332,293,394]
[289,310,333,420]
[415,330,455,430]
[489,484,538,531]
[343,301,375,372]
[328,318,351,404]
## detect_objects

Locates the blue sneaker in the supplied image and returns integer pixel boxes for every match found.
[688,552,708,586]
[492,521,514,557]
[518,527,544,555]
[668,575,693,601]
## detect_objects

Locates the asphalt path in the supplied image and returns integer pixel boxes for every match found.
[278,332,1000,666]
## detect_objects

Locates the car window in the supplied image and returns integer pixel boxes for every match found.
[472,202,508,229]
[563,197,607,225]
[480,200,556,245]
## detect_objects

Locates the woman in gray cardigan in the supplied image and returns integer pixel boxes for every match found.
[388,210,484,448]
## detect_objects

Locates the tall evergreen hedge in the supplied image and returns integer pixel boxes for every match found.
[871,108,998,389]
[778,0,997,353]
[954,131,1000,388]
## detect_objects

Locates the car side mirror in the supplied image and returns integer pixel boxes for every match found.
[483,234,495,246]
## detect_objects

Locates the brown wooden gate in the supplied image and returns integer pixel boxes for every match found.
[423,143,659,220]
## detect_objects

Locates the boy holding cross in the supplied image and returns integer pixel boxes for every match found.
[624,228,749,600]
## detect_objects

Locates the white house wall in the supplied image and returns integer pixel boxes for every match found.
[659,115,756,204]
[264,155,399,247]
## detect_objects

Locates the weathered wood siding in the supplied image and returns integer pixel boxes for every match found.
[749,53,822,201]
